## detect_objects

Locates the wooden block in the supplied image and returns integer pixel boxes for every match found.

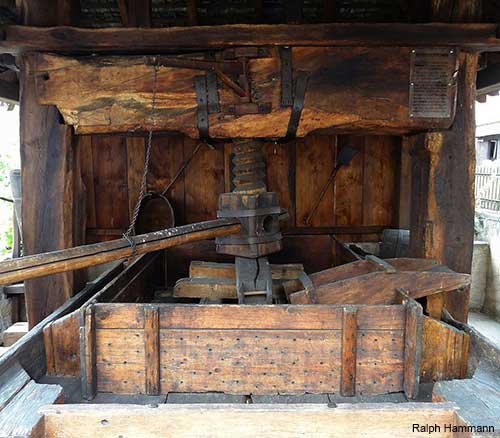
[174,277,236,299]
[3,322,28,347]
[403,297,423,399]
[341,306,357,396]
[189,261,304,281]
[144,305,160,396]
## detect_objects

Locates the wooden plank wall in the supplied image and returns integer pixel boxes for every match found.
[87,303,406,396]
[79,134,401,279]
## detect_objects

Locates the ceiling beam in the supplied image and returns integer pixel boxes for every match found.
[1,23,500,54]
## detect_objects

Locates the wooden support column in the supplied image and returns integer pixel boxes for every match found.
[340,306,357,396]
[409,0,479,323]
[144,305,160,395]
[20,0,81,328]
[80,305,96,400]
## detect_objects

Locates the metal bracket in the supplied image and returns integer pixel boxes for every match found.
[285,71,309,140]
[206,72,220,114]
[194,75,209,139]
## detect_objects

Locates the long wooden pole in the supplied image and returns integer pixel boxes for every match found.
[0,219,241,285]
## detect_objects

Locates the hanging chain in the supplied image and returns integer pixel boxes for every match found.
[123,60,159,252]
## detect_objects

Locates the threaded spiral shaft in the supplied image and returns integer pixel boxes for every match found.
[232,140,267,194]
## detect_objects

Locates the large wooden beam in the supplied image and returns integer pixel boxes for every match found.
[409,2,479,323]
[19,1,81,328]
[0,219,240,285]
[1,23,500,54]
[32,49,456,137]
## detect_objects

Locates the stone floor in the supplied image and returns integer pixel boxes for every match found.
[469,311,500,348]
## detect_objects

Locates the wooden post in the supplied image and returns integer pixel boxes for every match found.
[409,0,479,323]
[19,1,81,328]
[144,305,160,395]
[340,305,357,396]
[401,291,423,399]
[80,305,96,400]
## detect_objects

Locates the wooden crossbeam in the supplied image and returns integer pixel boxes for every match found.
[0,219,241,285]
[1,23,500,54]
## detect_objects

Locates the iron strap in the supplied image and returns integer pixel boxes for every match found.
[194,75,209,139]
[285,71,309,141]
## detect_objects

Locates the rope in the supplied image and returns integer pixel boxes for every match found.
[123,60,159,254]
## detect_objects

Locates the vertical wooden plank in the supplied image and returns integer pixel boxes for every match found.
[296,135,335,227]
[79,135,96,230]
[323,0,336,21]
[43,323,56,375]
[144,305,160,395]
[126,0,152,27]
[184,138,224,224]
[126,136,146,222]
[81,305,96,400]
[363,136,399,226]
[340,306,357,397]
[92,136,129,231]
[398,137,412,229]
[263,141,295,230]
[403,297,423,399]
[147,135,185,225]
[57,0,81,25]
[223,142,234,193]
[186,0,198,26]
[255,0,264,22]
[334,135,364,226]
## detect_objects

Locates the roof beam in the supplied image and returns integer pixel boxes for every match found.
[1,23,500,54]
[0,23,500,54]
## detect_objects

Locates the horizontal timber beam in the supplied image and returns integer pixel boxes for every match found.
[1,23,500,54]
[0,218,241,285]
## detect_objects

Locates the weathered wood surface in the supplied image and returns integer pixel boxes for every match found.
[176,262,304,299]
[409,13,478,324]
[0,362,30,411]
[0,264,122,387]
[289,271,471,305]
[340,306,357,396]
[283,258,440,296]
[189,261,304,280]
[0,378,63,438]
[90,303,406,395]
[39,402,463,438]
[34,48,454,137]
[400,291,423,400]
[421,315,469,383]
[0,219,241,285]
[3,23,500,54]
[20,52,77,328]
